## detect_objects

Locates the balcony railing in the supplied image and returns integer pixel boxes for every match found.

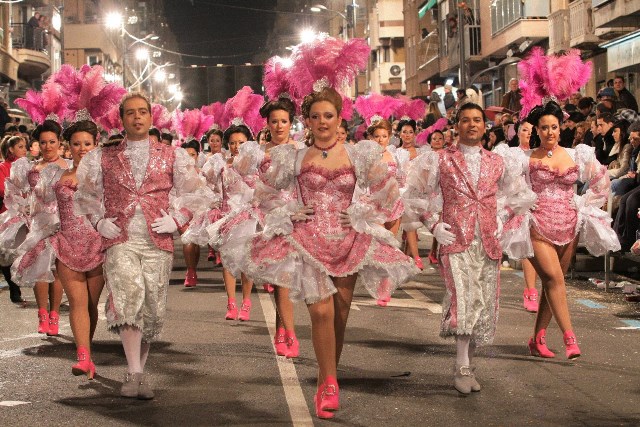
[569,0,601,48]
[11,23,48,53]
[549,9,570,53]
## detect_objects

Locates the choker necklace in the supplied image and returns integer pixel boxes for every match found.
[314,141,338,159]
[545,144,559,158]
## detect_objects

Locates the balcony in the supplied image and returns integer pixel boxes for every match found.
[11,24,51,80]
[569,0,601,50]
[485,0,549,57]
[593,0,640,29]
[416,33,440,82]
[549,9,570,54]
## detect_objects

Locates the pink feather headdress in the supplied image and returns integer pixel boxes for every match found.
[518,47,592,119]
[263,56,294,101]
[416,117,448,147]
[354,93,403,127]
[394,96,426,122]
[96,105,124,136]
[55,65,126,123]
[15,81,67,124]
[201,101,225,130]
[172,108,215,143]
[221,86,266,137]
[152,104,173,134]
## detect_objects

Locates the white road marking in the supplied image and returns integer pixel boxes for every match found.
[403,289,442,313]
[1,333,41,343]
[614,326,640,330]
[258,292,313,427]
[0,401,31,407]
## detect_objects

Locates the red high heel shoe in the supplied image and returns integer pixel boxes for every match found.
[263,284,274,293]
[274,328,288,356]
[528,329,555,358]
[320,376,339,411]
[428,252,438,265]
[225,299,238,320]
[238,299,252,321]
[37,308,49,334]
[47,311,59,336]
[314,378,339,419]
[563,330,581,359]
[285,331,299,358]
[184,268,197,288]
[71,346,96,380]
[207,246,215,261]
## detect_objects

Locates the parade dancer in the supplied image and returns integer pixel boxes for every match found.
[505,48,620,359]
[205,86,266,322]
[74,92,203,399]
[403,102,536,394]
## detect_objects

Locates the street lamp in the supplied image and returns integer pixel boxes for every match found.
[300,29,317,44]
[105,11,123,30]
[135,47,149,61]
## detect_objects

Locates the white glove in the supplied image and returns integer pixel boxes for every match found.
[291,205,314,222]
[495,217,503,239]
[433,222,455,246]
[151,209,178,234]
[338,211,351,228]
[97,217,121,240]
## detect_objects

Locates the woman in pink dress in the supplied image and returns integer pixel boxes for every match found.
[16,120,105,378]
[9,120,69,335]
[245,87,418,419]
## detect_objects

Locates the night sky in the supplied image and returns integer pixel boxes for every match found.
[162,0,282,66]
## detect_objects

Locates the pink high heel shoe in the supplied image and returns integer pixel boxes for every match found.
[528,329,555,358]
[37,308,49,334]
[225,299,238,320]
[71,346,96,380]
[184,268,197,288]
[274,328,288,356]
[414,256,424,270]
[238,299,252,321]
[523,288,539,312]
[285,331,299,358]
[263,284,274,293]
[47,311,59,336]
[314,377,339,419]
[563,330,581,359]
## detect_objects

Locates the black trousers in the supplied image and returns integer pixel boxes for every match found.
[614,185,640,251]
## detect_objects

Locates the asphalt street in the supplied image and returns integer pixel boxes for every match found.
[0,240,639,426]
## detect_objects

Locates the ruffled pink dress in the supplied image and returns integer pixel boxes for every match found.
[383,161,404,221]
[529,162,579,245]
[246,141,418,304]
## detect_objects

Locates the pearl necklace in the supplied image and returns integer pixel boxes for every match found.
[313,141,338,159]
[545,144,559,158]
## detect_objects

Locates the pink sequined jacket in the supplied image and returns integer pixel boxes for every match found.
[403,144,536,260]
[74,139,203,253]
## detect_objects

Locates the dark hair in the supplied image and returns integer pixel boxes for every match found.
[103,133,124,147]
[1,135,26,159]
[181,139,200,153]
[367,119,392,137]
[62,120,98,143]
[598,112,615,124]
[118,92,151,119]
[577,96,595,110]
[205,128,223,142]
[159,133,173,144]
[32,119,62,141]
[256,128,271,143]
[339,119,349,131]
[628,121,640,134]
[223,124,252,149]
[614,76,625,83]
[428,130,444,144]
[397,119,417,133]
[526,101,564,127]
[18,125,27,133]
[301,87,343,118]
[456,89,466,97]
[5,125,18,134]
[260,97,296,122]
[490,127,506,144]
[455,102,487,123]
[148,127,161,140]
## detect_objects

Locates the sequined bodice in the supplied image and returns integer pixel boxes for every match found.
[27,168,40,189]
[54,180,83,229]
[529,162,578,202]
[298,164,355,235]
[529,161,579,245]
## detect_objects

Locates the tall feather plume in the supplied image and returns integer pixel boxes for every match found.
[221,86,266,137]
[97,105,124,135]
[201,101,225,129]
[50,64,84,99]
[416,118,448,147]
[152,104,173,133]
[15,82,67,124]
[172,108,215,142]
[264,56,294,101]
[394,96,426,121]
[354,93,403,126]
[341,97,354,121]
[518,47,592,119]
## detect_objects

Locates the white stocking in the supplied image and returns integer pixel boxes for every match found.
[456,335,471,366]
[119,325,143,373]
[140,341,151,371]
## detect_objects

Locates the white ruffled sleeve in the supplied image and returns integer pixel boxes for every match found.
[257,144,300,239]
[494,147,537,259]
[401,150,442,231]
[74,148,104,225]
[4,157,32,215]
[18,164,63,254]
[232,141,265,178]
[344,140,401,247]
[172,147,206,227]
[573,144,621,256]
[201,153,226,193]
